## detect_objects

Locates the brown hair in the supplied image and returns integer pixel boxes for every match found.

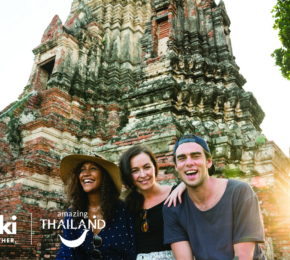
[65,162,119,225]
[119,145,159,212]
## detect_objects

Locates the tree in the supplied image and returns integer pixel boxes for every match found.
[271,0,290,81]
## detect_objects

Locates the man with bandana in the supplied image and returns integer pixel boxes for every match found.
[163,135,266,260]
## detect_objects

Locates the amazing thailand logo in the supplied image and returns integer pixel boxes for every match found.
[40,211,105,248]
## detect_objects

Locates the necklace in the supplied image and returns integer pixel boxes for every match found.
[89,205,103,220]
[89,205,100,213]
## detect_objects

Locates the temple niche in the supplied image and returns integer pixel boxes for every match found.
[0,0,289,259]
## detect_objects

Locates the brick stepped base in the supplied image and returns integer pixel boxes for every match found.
[0,245,35,259]
[36,229,62,260]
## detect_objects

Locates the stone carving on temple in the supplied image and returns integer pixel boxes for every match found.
[0,0,289,259]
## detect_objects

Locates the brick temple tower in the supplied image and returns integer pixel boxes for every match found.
[0,0,289,259]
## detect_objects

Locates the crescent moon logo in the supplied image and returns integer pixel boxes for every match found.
[58,230,89,248]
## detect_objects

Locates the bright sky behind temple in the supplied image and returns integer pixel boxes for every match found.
[0,0,289,157]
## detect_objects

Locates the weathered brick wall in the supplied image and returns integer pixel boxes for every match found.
[1,0,290,259]
[0,183,66,259]
[0,122,14,168]
[258,187,290,259]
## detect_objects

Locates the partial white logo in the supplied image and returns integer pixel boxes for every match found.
[0,215,17,235]
[58,230,89,248]
[41,213,106,248]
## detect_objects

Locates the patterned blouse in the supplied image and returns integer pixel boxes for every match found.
[56,200,136,260]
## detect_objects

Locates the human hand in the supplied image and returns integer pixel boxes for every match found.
[164,182,186,207]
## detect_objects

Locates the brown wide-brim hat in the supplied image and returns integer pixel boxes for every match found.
[60,154,122,195]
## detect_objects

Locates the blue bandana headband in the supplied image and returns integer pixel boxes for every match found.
[173,134,215,176]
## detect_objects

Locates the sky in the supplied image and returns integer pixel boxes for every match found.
[0,0,289,157]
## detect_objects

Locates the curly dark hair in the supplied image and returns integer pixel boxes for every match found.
[119,145,159,212]
[65,162,119,225]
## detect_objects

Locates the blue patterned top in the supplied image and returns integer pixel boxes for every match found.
[56,200,136,260]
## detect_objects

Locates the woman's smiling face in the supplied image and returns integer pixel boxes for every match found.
[130,152,156,191]
[79,162,103,193]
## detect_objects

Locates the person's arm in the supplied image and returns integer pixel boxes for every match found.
[171,241,194,260]
[233,183,265,258]
[56,212,79,260]
[164,182,186,207]
[163,204,191,254]
[234,242,255,260]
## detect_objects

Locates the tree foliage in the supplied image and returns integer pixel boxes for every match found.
[271,0,290,81]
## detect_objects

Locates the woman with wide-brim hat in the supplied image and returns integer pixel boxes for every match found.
[56,154,136,260]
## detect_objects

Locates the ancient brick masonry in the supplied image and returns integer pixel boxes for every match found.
[0,0,290,259]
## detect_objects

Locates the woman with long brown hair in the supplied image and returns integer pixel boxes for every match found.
[56,154,136,260]
[119,145,186,260]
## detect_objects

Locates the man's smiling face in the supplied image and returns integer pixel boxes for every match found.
[175,142,212,188]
